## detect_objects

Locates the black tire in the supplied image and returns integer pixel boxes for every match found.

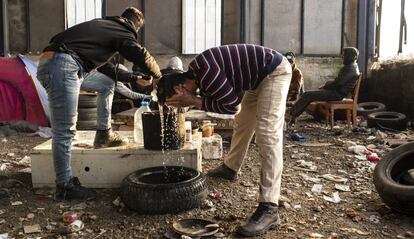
[78,108,97,121]
[367,111,408,131]
[76,120,97,130]
[357,102,386,118]
[120,166,208,214]
[374,142,414,215]
[78,94,97,108]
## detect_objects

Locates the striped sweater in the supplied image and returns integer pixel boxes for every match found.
[187,44,283,114]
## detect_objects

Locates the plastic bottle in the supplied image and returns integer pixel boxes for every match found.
[134,99,151,145]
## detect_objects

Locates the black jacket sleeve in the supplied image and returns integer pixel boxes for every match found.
[113,39,161,78]
[97,61,137,83]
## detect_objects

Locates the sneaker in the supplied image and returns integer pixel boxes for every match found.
[55,177,97,201]
[206,163,238,181]
[237,202,280,237]
[94,128,129,149]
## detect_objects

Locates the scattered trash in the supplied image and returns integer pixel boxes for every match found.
[214,232,226,238]
[375,130,388,140]
[345,208,363,222]
[73,143,94,149]
[311,184,323,193]
[27,213,35,219]
[0,233,7,239]
[321,174,348,183]
[297,142,333,147]
[348,145,368,155]
[340,227,370,236]
[23,224,42,234]
[296,160,317,171]
[70,202,87,211]
[62,211,78,223]
[286,133,306,142]
[28,126,52,139]
[366,151,381,163]
[305,232,324,238]
[293,204,302,210]
[301,174,321,183]
[287,226,297,232]
[240,181,255,187]
[334,184,351,192]
[202,200,214,209]
[208,192,222,201]
[172,218,219,237]
[11,201,23,206]
[368,214,381,224]
[323,192,341,204]
[69,219,84,232]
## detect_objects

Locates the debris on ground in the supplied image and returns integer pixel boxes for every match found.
[0,118,413,238]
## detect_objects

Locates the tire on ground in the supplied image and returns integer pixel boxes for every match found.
[78,108,97,121]
[78,94,98,108]
[120,166,208,214]
[373,142,414,215]
[367,111,408,131]
[357,102,386,118]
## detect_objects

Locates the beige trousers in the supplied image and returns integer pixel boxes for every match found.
[224,57,292,204]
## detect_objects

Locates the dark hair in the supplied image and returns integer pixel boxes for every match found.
[156,71,187,104]
[121,7,145,31]
[285,52,295,63]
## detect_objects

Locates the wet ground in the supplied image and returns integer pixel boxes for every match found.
[0,118,414,238]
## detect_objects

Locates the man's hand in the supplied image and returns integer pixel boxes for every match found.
[165,84,202,108]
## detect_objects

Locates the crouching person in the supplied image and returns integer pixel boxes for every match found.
[157,44,291,237]
[37,7,161,201]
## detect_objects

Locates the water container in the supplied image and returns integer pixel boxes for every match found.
[134,99,151,144]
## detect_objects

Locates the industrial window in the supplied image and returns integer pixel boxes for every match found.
[66,0,103,28]
[378,0,413,59]
[182,0,221,54]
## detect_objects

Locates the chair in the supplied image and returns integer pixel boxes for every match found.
[323,75,362,129]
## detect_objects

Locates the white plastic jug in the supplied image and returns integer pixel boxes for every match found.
[134,99,151,144]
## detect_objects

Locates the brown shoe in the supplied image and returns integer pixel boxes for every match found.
[93,129,129,149]
[206,163,238,181]
[237,202,280,237]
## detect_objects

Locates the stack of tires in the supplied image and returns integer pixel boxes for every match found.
[77,93,98,130]
[357,102,386,119]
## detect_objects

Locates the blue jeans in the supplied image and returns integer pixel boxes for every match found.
[37,53,116,185]
[81,71,115,130]
[37,53,82,185]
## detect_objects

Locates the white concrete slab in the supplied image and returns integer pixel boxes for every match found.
[31,131,202,188]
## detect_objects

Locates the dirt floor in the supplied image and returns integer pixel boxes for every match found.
[0,117,414,239]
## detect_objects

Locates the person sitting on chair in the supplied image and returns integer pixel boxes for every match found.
[287,47,360,124]
[285,52,304,105]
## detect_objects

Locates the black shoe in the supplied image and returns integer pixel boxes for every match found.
[237,202,280,237]
[94,128,129,149]
[285,113,297,127]
[207,164,238,181]
[55,177,97,201]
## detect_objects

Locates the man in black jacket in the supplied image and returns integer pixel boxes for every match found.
[287,47,360,124]
[37,7,161,201]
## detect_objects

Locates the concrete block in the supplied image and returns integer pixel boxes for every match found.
[31,131,202,188]
[202,134,223,160]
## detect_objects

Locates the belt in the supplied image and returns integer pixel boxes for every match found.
[41,51,55,59]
